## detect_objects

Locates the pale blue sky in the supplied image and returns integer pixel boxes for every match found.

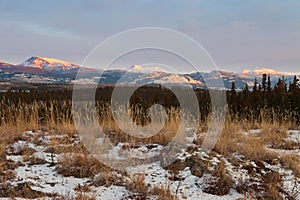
[0,0,299,73]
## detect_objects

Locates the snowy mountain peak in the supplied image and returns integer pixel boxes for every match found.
[242,68,289,77]
[128,64,170,74]
[20,56,81,71]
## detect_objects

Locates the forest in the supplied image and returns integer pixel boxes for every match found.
[0,73,299,126]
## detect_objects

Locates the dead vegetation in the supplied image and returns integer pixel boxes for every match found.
[202,160,233,196]
[0,99,299,199]
[213,121,277,163]
[56,154,111,178]
[0,182,48,199]
[125,173,149,198]
[280,154,300,177]
[150,185,178,200]
[23,154,47,165]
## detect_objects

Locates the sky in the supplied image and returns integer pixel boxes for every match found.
[0,0,300,73]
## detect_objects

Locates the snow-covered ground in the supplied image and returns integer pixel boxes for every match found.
[1,129,299,199]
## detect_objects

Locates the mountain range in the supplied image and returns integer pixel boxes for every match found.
[0,56,298,89]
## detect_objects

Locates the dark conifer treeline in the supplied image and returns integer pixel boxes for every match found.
[228,74,300,124]
[0,73,299,125]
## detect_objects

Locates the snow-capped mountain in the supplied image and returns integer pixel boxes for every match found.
[0,57,299,88]
[20,56,81,72]
[0,57,97,83]
[129,71,203,86]
[240,68,299,88]
[242,68,291,77]
[127,64,169,74]
[187,70,254,89]
[19,56,86,75]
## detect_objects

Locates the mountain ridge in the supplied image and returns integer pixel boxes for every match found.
[0,56,299,89]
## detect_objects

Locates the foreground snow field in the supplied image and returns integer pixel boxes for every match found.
[1,129,299,199]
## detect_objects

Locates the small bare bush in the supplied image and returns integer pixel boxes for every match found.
[125,173,148,198]
[74,184,96,200]
[280,154,300,177]
[90,170,126,187]
[202,160,233,196]
[57,154,110,178]
[150,185,178,200]
[262,171,284,200]
[23,155,47,165]
[0,182,46,199]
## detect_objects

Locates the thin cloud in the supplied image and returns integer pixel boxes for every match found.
[21,23,80,39]
[0,0,299,72]
[2,20,80,39]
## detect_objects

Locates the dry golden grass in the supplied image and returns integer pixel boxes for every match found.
[0,182,47,199]
[260,126,288,142]
[0,126,27,146]
[57,154,111,178]
[23,154,46,165]
[0,99,299,199]
[0,101,297,169]
[258,125,299,150]
[126,173,148,193]
[150,185,178,200]
[280,154,300,177]
[125,173,149,199]
[0,143,6,172]
[203,160,233,196]
[262,171,284,200]
[44,143,89,155]
[213,120,277,162]
[91,170,126,187]
[98,105,183,146]
[74,184,96,200]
